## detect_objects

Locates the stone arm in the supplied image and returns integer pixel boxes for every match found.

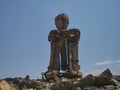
[48,30,61,42]
[68,29,80,43]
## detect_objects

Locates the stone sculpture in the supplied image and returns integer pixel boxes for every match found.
[45,13,82,80]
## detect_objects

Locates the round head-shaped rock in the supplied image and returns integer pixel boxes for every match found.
[55,13,69,31]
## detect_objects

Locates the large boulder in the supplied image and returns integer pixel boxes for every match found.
[78,69,115,88]
[50,78,73,90]
[99,69,112,78]
[79,74,95,88]
[0,80,17,90]
[94,75,115,87]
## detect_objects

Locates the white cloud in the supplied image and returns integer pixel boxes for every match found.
[95,60,113,66]
[84,59,120,76]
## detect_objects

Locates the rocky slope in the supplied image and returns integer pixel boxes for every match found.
[0,69,120,90]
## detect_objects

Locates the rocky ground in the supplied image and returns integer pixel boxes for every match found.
[0,69,120,90]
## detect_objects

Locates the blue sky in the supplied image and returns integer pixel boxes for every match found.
[0,0,120,79]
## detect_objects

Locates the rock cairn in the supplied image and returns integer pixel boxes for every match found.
[0,69,120,90]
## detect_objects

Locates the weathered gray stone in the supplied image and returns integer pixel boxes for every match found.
[113,75,120,82]
[76,87,81,90]
[104,85,114,90]
[83,86,99,90]
[111,78,120,87]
